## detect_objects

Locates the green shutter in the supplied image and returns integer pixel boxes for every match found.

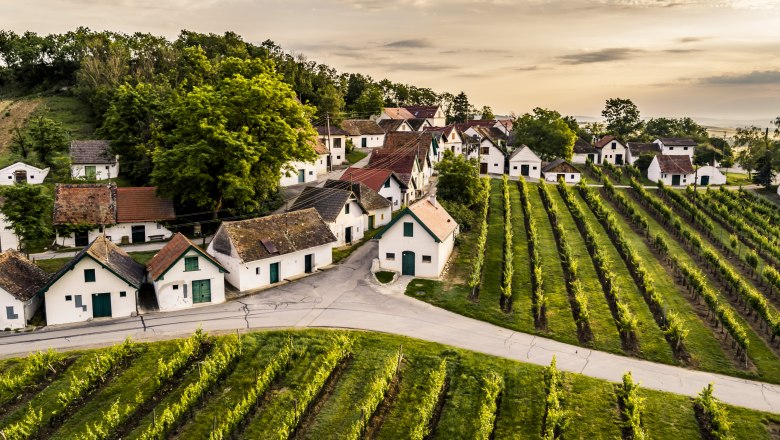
[403,222,414,237]
[185,256,199,271]
[84,269,96,282]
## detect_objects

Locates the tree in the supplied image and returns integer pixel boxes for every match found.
[480,105,495,121]
[733,125,779,185]
[351,84,384,117]
[450,92,470,124]
[9,125,32,159]
[602,98,642,139]
[644,117,708,143]
[436,150,482,207]
[26,116,69,167]
[0,183,52,253]
[513,108,576,161]
[562,116,590,140]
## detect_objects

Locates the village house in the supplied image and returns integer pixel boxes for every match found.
[654,137,697,158]
[508,145,542,179]
[626,142,661,165]
[207,208,336,291]
[324,179,392,230]
[474,131,506,175]
[595,135,627,166]
[378,119,415,133]
[376,196,458,278]
[407,118,432,132]
[146,233,227,311]
[375,107,415,122]
[695,166,727,186]
[647,155,695,186]
[40,236,145,325]
[280,138,329,187]
[340,167,408,210]
[289,186,367,246]
[53,184,176,247]
[542,158,581,183]
[427,126,465,156]
[0,162,49,185]
[315,126,349,166]
[367,149,421,200]
[383,132,435,183]
[404,105,446,127]
[70,140,119,181]
[0,250,49,330]
[571,138,600,164]
[0,205,19,252]
[340,119,386,149]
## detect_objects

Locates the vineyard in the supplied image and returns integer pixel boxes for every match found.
[0,329,776,439]
[411,172,780,387]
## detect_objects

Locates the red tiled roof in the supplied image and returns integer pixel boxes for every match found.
[53,184,116,225]
[339,167,406,192]
[147,232,225,281]
[656,155,694,174]
[367,149,418,185]
[116,187,175,223]
[404,105,440,119]
[594,135,624,149]
[383,108,415,119]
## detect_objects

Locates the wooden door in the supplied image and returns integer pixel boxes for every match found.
[91,293,112,318]
[402,251,415,276]
[131,225,146,243]
[304,254,313,273]
[270,262,280,284]
[192,280,212,303]
[672,175,681,186]
[521,164,529,176]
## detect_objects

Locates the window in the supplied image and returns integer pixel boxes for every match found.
[6,306,17,320]
[384,179,391,188]
[120,291,127,298]
[494,163,498,167]
[184,256,199,271]
[684,147,689,151]
[334,138,342,148]
[256,267,261,275]
[533,166,537,170]
[403,222,414,237]
[345,203,350,214]
[571,174,575,179]
[173,284,179,290]
[481,147,489,155]
[513,166,518,170]
[65,295,72,301]
[337,156,341,160]
[381,214,385,220]
[386,253,396,260]
[669,147,674,151]
[157,224,162,229]
[422,255,432,263]
[611,142,616,150]
[309,171,314,175]
[84,269,96,282]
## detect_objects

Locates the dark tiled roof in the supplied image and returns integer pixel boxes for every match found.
[573,138,598,154]
[542,158,580,174]
[289,186,364,223]
[454,120,496,131]
[147,233,225,281]
[657,137,697,147]
[315,126,349,136]
[0,250,49,301]
[367,150,418,187]
[404,105,440,119]
[217,208,337,263]
[656,155,694,174]
[70,140,114,164]
[378,119,408,132]
[340,120,385,136]
[626,142,661,155]
[46,236,145,290]
[471,126,507,146]
[324,179,391,211]
[384,132,431,165]
[339,167,407,192]
[53,184,116,225]
[407,118,429,131]
[116,187,175,222]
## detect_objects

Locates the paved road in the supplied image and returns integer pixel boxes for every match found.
[3,242,780,413]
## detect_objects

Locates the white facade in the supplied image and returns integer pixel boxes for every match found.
[508,147,542,179]
[44,257,138,325]
[0,216,19,251]
[600,140,627,166]
[71,159,119,181]
[572,152,599,164]
[280,154,328,187]
[320,135,348,165]
[365,206,392,231]
[350,134,385,149]
[654,139,696,158]
[695,166,727,186]
[56,222,173,247]
[0,289,41,330]
[378,177,405,211]
[647,157,694,186]
[330,198,366,246]
[440,130,464,157]
[0,162,49,185]
[479,140,505,175]
[208,242,333,292]
[544,171,581,184]
[378,215,455,278]
[152,249,226,311]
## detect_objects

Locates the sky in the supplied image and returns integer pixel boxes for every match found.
[5,0,780,124]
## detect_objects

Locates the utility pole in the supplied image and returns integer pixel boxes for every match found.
[326,113,333,172]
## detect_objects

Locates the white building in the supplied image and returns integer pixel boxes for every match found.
[207,208,337,291]
[315,126,349,166]
[378,119,415,133]
[436,126,465,157]
[324,180,393,230]
[289,186,367,246]
[508,145,542,179]
[0,162,49,185]
[0,250,49,330]
[542,159,582,183]
[70,140,119,181]
[695,166,727,186]
[376,196,458,278]
[647,155,695,186]
[280,139,329,187]
[53,184,176,247]
[404,105,446,127]
[478,137,505,175]
[0,212,19,252]
[340,167,409,211]
[40,236,145,325]
[571,138,600,164]
[375,107,415,122]
[146,233,227,311]
[625,142,661,165]
[595,135,627,166]
[367,150,421,202]
[340,120,386,149]
[654,138,697,158]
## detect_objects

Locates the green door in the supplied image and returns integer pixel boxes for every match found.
[192,280,212,303]
[615,154,624,165]
[672,174,681,186]
[298,169,306,183]
[85,166,96,180]
[700,175,710,186]
[92,293,112,318]
[270,262,280,284]
[368,215,375,230]
[345,227,353,244]
[361,137,367,148]
[402,251,415,276]
[305,254,313,273]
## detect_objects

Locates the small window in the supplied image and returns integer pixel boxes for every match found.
[345,203,350,214]
[105,165,110,169]
[309,171,314,175]
[611,142,616,149]
[513,166,518,169]
[571,174,575,179]
[65,295,72,301]
[6,176,11,180]
[386,253,396,260]
[403,222,413,237]
[157,224,162,229]
[184,256,199,271]
[384,179,391,188]
[533,166,537,170]
[381,214,385,220]
[120,291,127,298]
[493,163,498,167]
[6,306,18,320]
[256,267,261,275]
[173,284,179,290]
[337,156,341,159]
[84,269,96,282]
[684,147,689,151]
[669,147,674,150]
[422,255,432,263]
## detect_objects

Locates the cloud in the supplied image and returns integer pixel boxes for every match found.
[677,36,709,43]
[514,65,539,71]
[383,38,433,49]
[557,48,642,64]
[701,70,780,85]
[663,48,702,53]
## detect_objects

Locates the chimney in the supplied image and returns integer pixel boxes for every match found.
[429,194,436,207]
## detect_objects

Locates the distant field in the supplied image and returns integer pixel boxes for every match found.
[0,98,43,152]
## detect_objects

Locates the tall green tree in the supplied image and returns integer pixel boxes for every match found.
[513,108,576,161]
[0,184,52,253]
[450,92,470,123]
[436,150,482,207]
[26,116,69,167]
[602,98,643,139]
[480,106,495,121]
[352,84,384,117]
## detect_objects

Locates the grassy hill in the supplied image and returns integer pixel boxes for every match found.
[0,329,776,439]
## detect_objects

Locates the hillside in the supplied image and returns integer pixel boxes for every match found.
[0,329,776,439]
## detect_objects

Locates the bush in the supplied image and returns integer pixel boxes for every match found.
[439,200,477,231]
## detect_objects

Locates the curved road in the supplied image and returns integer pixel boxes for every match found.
[2,242,780,414]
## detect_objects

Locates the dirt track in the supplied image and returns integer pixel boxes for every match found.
[0,98,43,153]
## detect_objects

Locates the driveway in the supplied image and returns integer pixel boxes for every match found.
[2,241,780,413]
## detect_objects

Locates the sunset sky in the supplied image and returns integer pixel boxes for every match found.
[6,0,780,124]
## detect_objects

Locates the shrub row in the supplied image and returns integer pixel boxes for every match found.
[616,372,647,440]
[602,160,623,181]
[157,327,208,386]
[0,349,64,396]
[58,338,135,409]
[542,357,567,440]
[468,178,491,293]
[501,175,513,308]
[408,358,448,440]
[714,187,780,241]
[518,177,546,325]
[693,384,732,440]
[342,349,402,440]
[735,187,780,223]
[0,405,42,440]
[474,372,504,440]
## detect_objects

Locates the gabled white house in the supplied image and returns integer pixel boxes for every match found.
[695,166,727,186]
[0,162,49,185]
[375,107,415,122]
[542,158,581,183]
[340,167,409,211]
[571,138,600,164]
[207,208,337,291]
[508,145,542,179]
[70,140,119,181]
[367,150,421,202]
[654,138,697,158]
[340,120,386,149]
[289,186,367,246]
[382,132,434,186]
[435,126,464,157]
[376,196,458,278]
[647,155,695,186]
[315,126,349,166]
[595,135,627,166]
[280,138,329,187]
[408,118,432,132]
[324,180,393,230]
[404,105,446,127]
[53,184,176,247]
[0,210,19,252]
[0,250,49,330]
[625,142,661,165]
[378,119,415,133]
[478,137,505,175]
[40,236,145,325]
[146,233,227,311]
